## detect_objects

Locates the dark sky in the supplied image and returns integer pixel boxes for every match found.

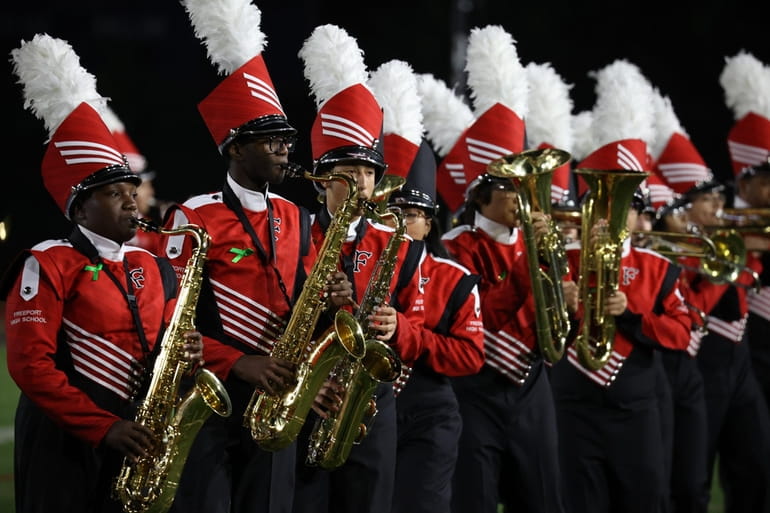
[2,0,769,275]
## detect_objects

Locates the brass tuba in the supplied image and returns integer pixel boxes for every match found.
[487,148,572,363]
[114,219,233,513]
[573,168,649,371]
[243,171,367,451]
[305,177,405,469]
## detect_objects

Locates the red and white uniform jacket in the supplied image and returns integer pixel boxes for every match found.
[733,196,770,322]
[4,227,174,447]
[310,211,425,363]
[160,175,316,380]
[677,253,757,346]
[393,248,486,394]
[442,212,538,385]
[565,239,691,387]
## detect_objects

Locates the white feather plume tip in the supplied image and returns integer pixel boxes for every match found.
[719,51,770,120]
[299,24,370,109]
[571,111,594,162]
[650,89,686,160]
[417,74,474,157]
[465,25,528,118]
[181,0,265,76]
[368,60,423,145]
[589,59,656,148]
[10,33,106,138]
[525,62,574,151]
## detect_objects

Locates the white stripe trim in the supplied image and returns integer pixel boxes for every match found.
[54,139,123,159]
[320,113,374,146]
[618,143,643,170]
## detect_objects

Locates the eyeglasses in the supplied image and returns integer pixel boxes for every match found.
[257,135,297,153]
[403,211,427,223]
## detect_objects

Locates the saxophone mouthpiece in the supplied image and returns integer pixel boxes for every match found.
[281,162,306,178]
[132,217,160,233]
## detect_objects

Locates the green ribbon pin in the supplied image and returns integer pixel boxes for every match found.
[497,270,507,281]
[229,247,254,263]
[84,262,103,281]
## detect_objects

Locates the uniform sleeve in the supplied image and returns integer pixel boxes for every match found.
[389,263,426,364]
[417,281,485,376]
[5,256,120,447]
[616,263,691,351]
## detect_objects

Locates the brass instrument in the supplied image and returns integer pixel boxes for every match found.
[244,171,367,451]
[718,207,770,225]
[114,219,232,513]
[306,178,405,469]
[487,148,572,363]
[574,168,649,371]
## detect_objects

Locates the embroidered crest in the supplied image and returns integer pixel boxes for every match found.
[621,266,640,286]
[353,250,373,273]
[129,267,146,289]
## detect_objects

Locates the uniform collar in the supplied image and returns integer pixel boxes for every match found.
[227,173,268,212]
[78,225,126,262]
[733,196,750,209]
[474,211,519,244]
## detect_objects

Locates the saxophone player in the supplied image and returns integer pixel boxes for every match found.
[158,4,354,513]
[292,25,427,513]
[5,35,204,513]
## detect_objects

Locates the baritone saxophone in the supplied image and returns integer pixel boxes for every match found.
[113,218,232,513]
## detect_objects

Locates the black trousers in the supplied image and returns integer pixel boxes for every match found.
[170,378,296,513]
[747,313,770,412]
[392,369,462,513]
[660,350,709,513]
[450,361,565,513]
[293,382,397,513]
[698,332,770,513]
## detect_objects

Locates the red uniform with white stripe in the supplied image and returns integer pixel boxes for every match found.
[161,189,316,376]
[441,223,536,384]
[564,240,691,387]
[5,237,171,447]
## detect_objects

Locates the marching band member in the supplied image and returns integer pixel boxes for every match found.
[6,34,203,513]
[162,3,352,512]
[721,51,770,417]
[646,88,711,513]
[550,59,692,513]
[423,25,571,513]
[367,59,485,513]
[292,25,426,513]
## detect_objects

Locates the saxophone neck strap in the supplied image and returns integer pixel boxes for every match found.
[67,226,152,358]
[222,180,292,309]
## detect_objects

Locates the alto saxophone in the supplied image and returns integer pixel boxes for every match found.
[306,192,405,469]
[114,219,232,513]
[244,171,366,451]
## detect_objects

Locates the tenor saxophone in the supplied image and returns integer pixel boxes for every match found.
[114,219,232,513]
[306,199,405,469]
[244,171,367,451]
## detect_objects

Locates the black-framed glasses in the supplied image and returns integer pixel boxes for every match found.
[256,135,297,153]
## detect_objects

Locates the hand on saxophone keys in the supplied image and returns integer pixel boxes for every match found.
[604,291,628,316]
[103,419,156,463]
[368,304,398,341]
[323,271,355,309]
[232,354,296,396]
[182,331,205,370]
[312,380,345,419]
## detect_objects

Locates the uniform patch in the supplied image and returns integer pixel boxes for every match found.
[353,250,373,272]
[19,256,40,301]
[621,266,640,286]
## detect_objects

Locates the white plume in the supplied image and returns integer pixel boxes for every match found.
[368,59,423,145]
[465,25,528,118]
[10,33,107,138]
[100,105,126,133]
[571,110,594,162]
[181,0,265,76]
[719,50,770,120]
[525,61,574,151]
[650,89,686,161]
[299,24,370,109]
[589,59,656,148]
[417,73,474,157]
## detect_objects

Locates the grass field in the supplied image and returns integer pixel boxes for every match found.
[0,346,725,513]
